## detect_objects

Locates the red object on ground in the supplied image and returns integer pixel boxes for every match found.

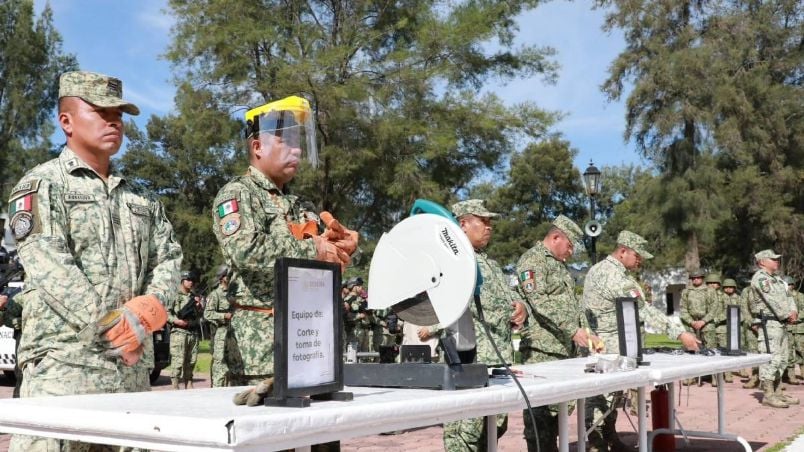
[651,385,676,452]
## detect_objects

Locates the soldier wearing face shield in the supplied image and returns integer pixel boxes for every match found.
[212,96,358,413]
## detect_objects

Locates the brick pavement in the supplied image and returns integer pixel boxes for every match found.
[0,372,800,451]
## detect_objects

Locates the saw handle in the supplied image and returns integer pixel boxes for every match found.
[409,199,458,224]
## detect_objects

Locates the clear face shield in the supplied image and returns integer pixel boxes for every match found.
[245,96,319,168]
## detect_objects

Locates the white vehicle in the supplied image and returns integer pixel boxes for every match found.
[1,212,20,380]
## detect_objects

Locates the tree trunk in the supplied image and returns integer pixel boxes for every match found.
[685,231,700,272]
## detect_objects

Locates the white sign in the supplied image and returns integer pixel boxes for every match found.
[286,266,335,388]
[621,301,640,359]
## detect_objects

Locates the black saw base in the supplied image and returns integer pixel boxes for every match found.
[343,363,489,390]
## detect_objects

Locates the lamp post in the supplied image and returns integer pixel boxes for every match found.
[583,160,602,264]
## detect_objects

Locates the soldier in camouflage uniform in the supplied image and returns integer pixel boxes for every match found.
[7,71,181,451]
[213,96,355,404]
[516,215,601,452]
[204,265,234,387]
[740,280,761,388]
[704,273,730,385]
[442,199,527,452]
[746,249,798,408]
[583,231,700,452]
[680,270,717,351]
[783,276,804,385]
[168,271,202,389]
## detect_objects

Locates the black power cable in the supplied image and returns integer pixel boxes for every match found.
[473,294,542,452]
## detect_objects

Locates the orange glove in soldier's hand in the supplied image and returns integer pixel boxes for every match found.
[319,211,359,255]
[313,235,350,272]
[289,221,319,240]
[96,295,168,366]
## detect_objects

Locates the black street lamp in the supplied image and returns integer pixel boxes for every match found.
[583,160,602,264]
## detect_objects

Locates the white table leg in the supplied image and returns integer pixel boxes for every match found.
[577,398,586,452]
[559,401,569,452]
[638,386,647,452]
[486,414,498,452]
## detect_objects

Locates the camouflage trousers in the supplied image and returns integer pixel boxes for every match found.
[585,391,623,445]
[443,414,507,452]
[789,332,804,367]
[169,330,198,381]
[522,405,567,452]
[209,325,232,387]
[758,321,789,381]
[10,356,149,452]
[743,326,758,353]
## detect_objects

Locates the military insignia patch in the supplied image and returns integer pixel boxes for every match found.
[10,211,34,240]
[220,213,241,236]
[217,199,239,218]
[9,194,33,214]
[519,270,535,293]
[759,278,770,293]
[629,289,642,299]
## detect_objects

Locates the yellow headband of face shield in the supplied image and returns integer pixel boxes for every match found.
[245,95,311,138]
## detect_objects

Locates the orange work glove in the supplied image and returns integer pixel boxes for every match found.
[96,295,168,366]
[319,211,359,255]
[288,221,319,240]
[313,235,350,272]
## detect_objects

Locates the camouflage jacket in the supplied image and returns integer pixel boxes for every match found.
[516,242,587,360]
[212,166,319,375]
[680,285,717,328]
[750,269,797,324]
[583,255,684,351]
[471,251,516,366]
[7,147,182,370]
[203,284,232,328]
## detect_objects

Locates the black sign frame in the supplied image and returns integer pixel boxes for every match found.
[615,297,644,364]
[724,304,746,355]
[267,257,351,407]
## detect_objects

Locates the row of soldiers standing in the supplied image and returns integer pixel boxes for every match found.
[680,264,804,407]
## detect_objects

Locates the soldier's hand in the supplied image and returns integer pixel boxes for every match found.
[224,313,233,322]
[97,295,167,365]
[678,332,701,352]
[691,320,705,330]
[789,311,799,323]
[313,235,350,271]
[510,301,527,328]
[417,327,432,340]
[233,378,275,406]
[320,211,359,255]
[0,295,8,310]
[173,319,189,328]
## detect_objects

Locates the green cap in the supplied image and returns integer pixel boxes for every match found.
[552,215,583,244]
[59,71,140,115]
[451,199,499,219]
[754,249,781,261]
[705,273,722,284]
[688,269,705,278]
[723,278,737,288]
[616,230,654,259]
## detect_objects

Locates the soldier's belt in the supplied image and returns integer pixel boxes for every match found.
[232,303,274,317]
[759,315,783,323]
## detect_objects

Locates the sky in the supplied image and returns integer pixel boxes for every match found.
[34,0,644,173]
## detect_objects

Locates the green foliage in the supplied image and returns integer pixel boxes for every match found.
[119,84,243,282]
[0,0,76,199]
[597,0,802,278]
[164,0,559,245]
[484,136,586,266]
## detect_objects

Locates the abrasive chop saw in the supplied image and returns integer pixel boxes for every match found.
[343,200,489,390]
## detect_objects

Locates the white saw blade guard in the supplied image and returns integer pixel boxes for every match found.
[368,213,476,327]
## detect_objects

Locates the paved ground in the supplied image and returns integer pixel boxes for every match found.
[0,371,800,451]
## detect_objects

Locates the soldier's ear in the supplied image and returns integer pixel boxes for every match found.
[59,111,73,136]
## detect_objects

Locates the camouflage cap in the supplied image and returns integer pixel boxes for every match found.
[59,71,140,115]
[616,230,654,259]
[722,278,737,288]
[688,269,705,278]
[180,270,195,281]
[704,273,722,284]
[451,199,499,219]
[552,215,583,244]
[754,249,781,261]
